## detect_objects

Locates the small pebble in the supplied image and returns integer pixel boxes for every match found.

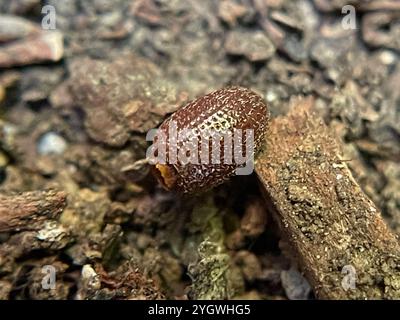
[281,267,312,300]
[225,30,275,62]
[378,50,397,66]
[37,132,67,155]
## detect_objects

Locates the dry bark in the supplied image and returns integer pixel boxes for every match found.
[0,190,66,232]
[255,97,400,299]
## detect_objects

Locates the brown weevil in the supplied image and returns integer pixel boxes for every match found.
[147,87,270,194]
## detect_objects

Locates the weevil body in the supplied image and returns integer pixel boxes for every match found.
[149,86,269,193]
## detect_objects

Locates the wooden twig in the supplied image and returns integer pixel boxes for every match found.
[255,97,400,299]
[0,190,66,232]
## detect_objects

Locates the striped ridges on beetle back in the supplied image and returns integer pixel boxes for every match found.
[150,86,270,194]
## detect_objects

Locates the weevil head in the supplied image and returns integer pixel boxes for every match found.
[151,164,177,191]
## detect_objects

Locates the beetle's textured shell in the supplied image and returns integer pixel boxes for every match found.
[152,86,269,193]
